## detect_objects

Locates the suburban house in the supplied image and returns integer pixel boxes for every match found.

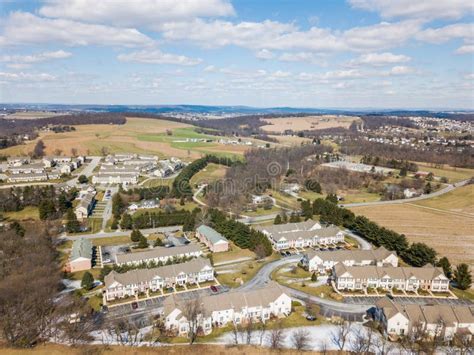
[67,238,93,272]
[302,246,398,273]
[114,244,203,266]
[163,282,292,336]
[333,264,450,292]
[74,190,96,222]
[256,220,344,250]
[196,225,229,253]
[104,257,214,301]
[7,156,30,167]
[8,162,45,174]
[92,173,138,185]
[128,199,160,213]
[8,172,49,183]
[372,297,474,341]
[251,194,273,206]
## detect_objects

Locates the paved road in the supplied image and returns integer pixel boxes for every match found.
[101,185,118,231]
[65,156,101,187]
[344,230,372,250]
[341,179,471,208]
[62,226,182,240]
[192,184,208,207]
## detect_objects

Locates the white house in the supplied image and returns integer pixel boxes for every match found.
[74,190,96,221]
[333,264,450,293]
[163,281,292,336]
[104,257,214,301]
[302,246,398,273]
[256,220,344,250]
[114,244,203,266]
[373,297,474,341]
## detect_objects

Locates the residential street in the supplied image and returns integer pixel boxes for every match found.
[62,226,182,240]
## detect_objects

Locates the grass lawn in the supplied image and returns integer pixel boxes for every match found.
[87,294,103,312]
[88,218,103,233]
[244,205,282,217]
[298,190,324,201]
[70,268,102,281]
[190,163,228,185]
[415,162,474,183]
[4,206,40,221]
[344,235,359,248]
[269,190,300,209]
[340,189,381,204]
[91,233,160,247]
[142,178,174,188]
[451,287,474,301]
[271,264,311,280]
[212,243,256,265]
[216,253,280,288]
[413,184,474,216]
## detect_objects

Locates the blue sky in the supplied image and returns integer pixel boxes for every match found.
[0,0,473,109]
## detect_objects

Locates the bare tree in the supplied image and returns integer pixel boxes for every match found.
[330,320,352,352]
[350,326,375,354]
[291,328,311,351]
[245,317,255,345]
[318,339,329,355]
[258,321,267,346]
[373,332,394,355]
[104,319,143,346]
[182,297,204,344]
[54,296,95,345]
[230,322,240,346]
[268,322,286,350]
[71,148,78,157]
[451,332,474,355]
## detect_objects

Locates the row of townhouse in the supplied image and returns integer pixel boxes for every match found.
[74,188,96,221]
[301,246,398,273]
[92,173,138,185]
[114,243,203,266]
[163,282,292,336]
[104,257,214,301]
[256,220,344,250]
[333,264,450,292]
[196,225,229,253]
[153,158,185,178]
[373,297,474,341]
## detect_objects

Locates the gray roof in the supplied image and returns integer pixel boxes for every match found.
[71,238,93,261]
[105,257,212,288]
[306,246,395,262]
[115,243,202,264]
[197,225,228,245]
[334,264,447,281]
[255,220,320,235]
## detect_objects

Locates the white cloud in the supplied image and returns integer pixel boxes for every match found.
[388,65,414,75]
[322,69,363,79]
[416,23,474,44]
[456,45,474,54]
[161,18,421,53]
[1,12,153,47]
[0,50,72,65]
[39,0,235,30]
[204,65,217,72]
[0,71,57,82]
[117,49,202,66]
[278,52,326,65]
[347,52,411,66]
[348,0,473,21]
[255,49,274,60]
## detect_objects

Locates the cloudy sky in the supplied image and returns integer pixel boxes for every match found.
[0,0,473,109]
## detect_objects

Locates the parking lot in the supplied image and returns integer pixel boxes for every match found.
[279,244,348,257]
[344,295,473,306]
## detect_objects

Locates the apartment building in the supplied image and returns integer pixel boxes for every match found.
[302,246,398,273]
[75,190,96,221]
[196,225,229,253]
[92,173,138,185]
[104,257,214,301]
[256,220,344,250]
[333,264,449,292]
[67,238,93,272]
[163,281,292,336]
[114,244,203,266]
[373,297,474,340]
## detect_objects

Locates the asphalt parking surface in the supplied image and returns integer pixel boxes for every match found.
[344,296,473,306]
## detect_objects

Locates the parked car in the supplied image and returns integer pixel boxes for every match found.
[306,315,317,321]
[131,302,138,310]
[210,285,218,293]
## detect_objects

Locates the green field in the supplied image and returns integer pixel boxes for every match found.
[413,184,474,216]
[4,206,40,220]
[190,163,229,186]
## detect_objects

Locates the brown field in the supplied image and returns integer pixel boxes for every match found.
[261,115,358,133]
[5,111,67,119]
[350,203,474,269]
[0,343,326,354]
[0,117,281,159]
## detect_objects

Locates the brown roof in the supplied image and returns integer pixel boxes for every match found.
[334,264,446,281]
[306,246,395,263]
[255,220,320,235]
[105,257,212,288]
[115,243,202,264]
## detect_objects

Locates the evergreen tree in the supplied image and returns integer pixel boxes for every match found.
[38,200,56,220]
[399,167,407,177]
[10,221,25,237]
[81,271,94,290]
[120,213,133,230]
[154,238,163,247]
[325,194,338,204]
[424,182,432,194]
[130,229,143,243]
[274,214,282,225]
[436,257,452,279]
[301,200,313,220]
[454,263,472,290]
[183,213,195,232]
[402,243,437,267]
[137,235,149,249]
[65,208,81,233]
[78,175,89,184]
[311,272,318,282]
[289,213,300,223]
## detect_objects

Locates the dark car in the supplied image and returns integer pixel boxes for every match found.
[210,285,218,293]
[131,302,138,310]
[306,315,317,321]
[280,252,286,257]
